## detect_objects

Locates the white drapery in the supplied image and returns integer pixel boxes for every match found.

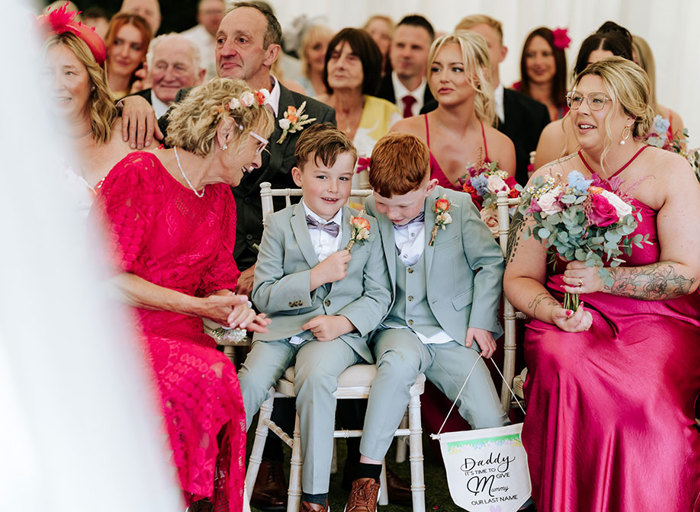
[271,0,700,146]
[0,1,183,509]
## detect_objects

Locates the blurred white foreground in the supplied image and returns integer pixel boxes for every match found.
[0,1,183,510]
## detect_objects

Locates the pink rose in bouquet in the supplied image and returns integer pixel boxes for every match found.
[587,192,619,227]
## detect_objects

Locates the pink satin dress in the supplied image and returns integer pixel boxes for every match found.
[522,194,700,511]
[96,152,246,511]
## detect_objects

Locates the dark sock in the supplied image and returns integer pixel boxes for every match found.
[354,462,382,483]
[301,492,328,506]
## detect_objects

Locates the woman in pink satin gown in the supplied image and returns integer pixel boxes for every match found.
[504,58,700,511]
[95,78,274,511]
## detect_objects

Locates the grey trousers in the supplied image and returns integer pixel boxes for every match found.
[238,338,361,494]
[359,328,507,461]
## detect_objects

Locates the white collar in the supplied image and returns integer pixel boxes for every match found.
[268,75,281,116]
[302,200,343,226]
[150,90,170,119]
[392,71,427,102]
[494,83,505,123]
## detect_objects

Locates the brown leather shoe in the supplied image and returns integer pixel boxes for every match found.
[345,477,380,512]
[386,468,412,505]
[300,500,329,512]
[250,460,286,511]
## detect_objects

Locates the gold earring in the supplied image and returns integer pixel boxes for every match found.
[619,125,631,145]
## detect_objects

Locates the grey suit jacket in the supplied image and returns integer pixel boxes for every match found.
[251,202,392,362]
[365,186,504,341]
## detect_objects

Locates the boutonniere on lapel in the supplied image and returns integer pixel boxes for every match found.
[429,195,453,246]
[345,211,371,253]
[277,102,316,144]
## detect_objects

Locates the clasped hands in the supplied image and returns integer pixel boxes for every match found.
[203,290,270,333]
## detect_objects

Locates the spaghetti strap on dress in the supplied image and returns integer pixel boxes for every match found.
[424,114,491,191]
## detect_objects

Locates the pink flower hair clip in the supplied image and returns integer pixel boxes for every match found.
[552,27,571,51]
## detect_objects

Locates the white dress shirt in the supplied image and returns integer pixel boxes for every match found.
[150,90,169,119]
[180,24,217,81]
[289,202,343,344]
[392,72,427,117]
[268,75,281,117]
[392,216,452,344]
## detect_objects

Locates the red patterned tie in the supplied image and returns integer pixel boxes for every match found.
[401,95,417,118]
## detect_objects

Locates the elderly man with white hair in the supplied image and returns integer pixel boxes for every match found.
[132,33,206,118]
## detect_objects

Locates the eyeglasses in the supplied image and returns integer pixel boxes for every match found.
[566,91,612,111]
[249,131,269,155]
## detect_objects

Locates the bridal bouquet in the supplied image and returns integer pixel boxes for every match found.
[459,160,520,235]
[517,171,649,311]
[645,115,700,182]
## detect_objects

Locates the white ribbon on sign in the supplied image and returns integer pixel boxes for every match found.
[431,357,531,512]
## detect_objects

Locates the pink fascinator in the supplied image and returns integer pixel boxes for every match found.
[552,27,571,51]
[37,3,106,65]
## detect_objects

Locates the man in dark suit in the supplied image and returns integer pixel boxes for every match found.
[122,2,335,295]
[375,15,435,118]
[457,15,550,186]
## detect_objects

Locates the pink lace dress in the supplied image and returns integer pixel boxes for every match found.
[522,191,700,511]
[96,151,245,511]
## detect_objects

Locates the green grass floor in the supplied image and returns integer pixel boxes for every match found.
[248,430,465,512]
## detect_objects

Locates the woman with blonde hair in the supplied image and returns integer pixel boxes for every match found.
[392,31,515,189]
[39,5,133,217]
[298,24,334,97]
[96,77,274,511]
[505,57,700,511]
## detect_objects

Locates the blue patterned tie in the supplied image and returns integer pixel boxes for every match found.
[306,215,340,237]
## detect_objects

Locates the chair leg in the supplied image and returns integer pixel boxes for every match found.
[242,482,252,512]
[245,389,274,494]
[287,413,303,512]
[408,393,425,512]
[378,459,389,506]
[395,411,408,463]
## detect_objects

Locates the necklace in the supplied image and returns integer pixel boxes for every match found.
[577,145,648,181]
[173,147,204,198]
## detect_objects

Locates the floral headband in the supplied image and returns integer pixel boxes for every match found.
[552,27,571,51]
[228,89,271,111]
[37,3,106,65]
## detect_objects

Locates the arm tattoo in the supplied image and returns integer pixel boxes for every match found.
[527,291,560,320]
[605,262,696,300]
[506,210,525,265]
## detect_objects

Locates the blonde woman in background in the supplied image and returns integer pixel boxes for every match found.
[298,24,334,97]
[363,14,394,76]
[391,31,515,189]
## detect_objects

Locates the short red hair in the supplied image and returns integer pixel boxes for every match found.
[369,133,430,197]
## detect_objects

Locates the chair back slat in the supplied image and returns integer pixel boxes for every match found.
[496,192,521,411]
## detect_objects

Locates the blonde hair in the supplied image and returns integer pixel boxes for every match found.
[428,31,496,126]
[363,14,394,33]
[631,35,658,114]
[573,57,654,173]
[299,25,334,78]
[455,15,503,44]
[166,78,275,157]
[44,33,117,144]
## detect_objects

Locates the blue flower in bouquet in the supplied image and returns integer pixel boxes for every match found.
[652,114,670,136]
[567,171,592,195]
[471,174,489,196]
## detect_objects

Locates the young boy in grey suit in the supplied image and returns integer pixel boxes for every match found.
[343,133,508,511]
[238,124,391,512]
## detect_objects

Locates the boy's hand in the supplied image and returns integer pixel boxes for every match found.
[465,327,496,358]
[302,315,353,342]
[310,250,351,288]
